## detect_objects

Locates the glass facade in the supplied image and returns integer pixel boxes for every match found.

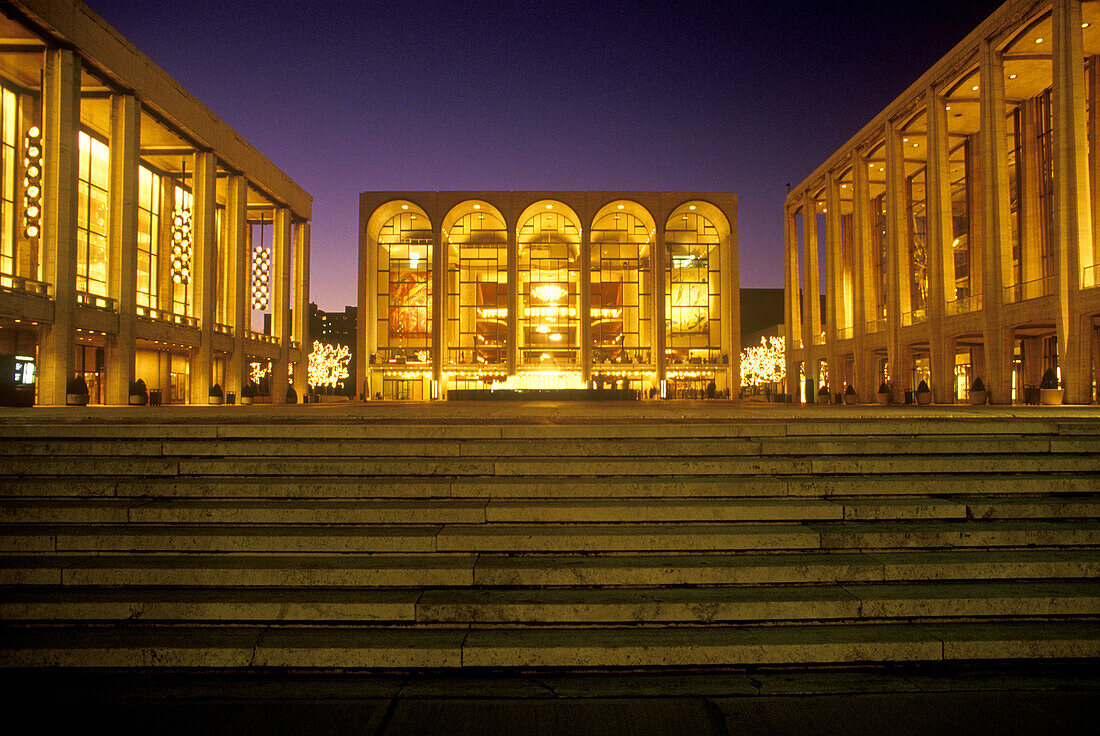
[591,210,652,366]
[136,165,160,309]
[445,209,507,366]
[376,210,432,365]
[518,210,580,367]
[665,211,723,364]
[76,131,109,297]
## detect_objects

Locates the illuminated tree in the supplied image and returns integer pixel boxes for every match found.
[308,340,351,390]
[249,361,271,385]
[740,336,785,388]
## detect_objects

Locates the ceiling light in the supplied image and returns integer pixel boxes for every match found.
[401,204,408,210]
[1035,37,1043,43]
[946,106,951,110]
[617,204,624,209]
[1084,22,1091,28]
[545,204,552,209]
[972,85,979,91]
[689,205,696,210]
[1009,74,1017,79]
[473,204,480,209]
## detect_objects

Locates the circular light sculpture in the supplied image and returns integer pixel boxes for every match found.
[169,200,193,284]
[22,126,43,239]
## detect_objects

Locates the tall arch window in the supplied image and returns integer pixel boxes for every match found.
[136,165,160,309]
[76,131,109,296]
[665,211,722,363]
[518,208,579,366]
[591,210,651,365]
[445,208,507,365]
[906,166,927,314]
[376,210,432,363]
[172,184,192,315]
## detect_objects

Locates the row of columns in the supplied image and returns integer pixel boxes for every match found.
[34,47,310,406]
[786,0,1097,404]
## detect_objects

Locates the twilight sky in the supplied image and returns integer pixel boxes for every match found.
[88,0,1002,311]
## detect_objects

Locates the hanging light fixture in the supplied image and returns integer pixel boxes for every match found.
[251,213,270,309]
[22,126,43,239]
[169,161,192,284]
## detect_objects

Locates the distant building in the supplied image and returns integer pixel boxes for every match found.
[309,304,357,395]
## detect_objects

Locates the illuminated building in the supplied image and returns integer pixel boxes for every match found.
[359,192,739,399]
[787,0,1100,405]
[0,0,311,405]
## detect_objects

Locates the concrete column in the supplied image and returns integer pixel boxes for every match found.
[851,148,873,397]
[507,224,518,374]
[884,120,907,401]
[824,174,842,394]
[1020,99,1043,286]
[1090,56,1100,280]
[226,175,247,397]
[725,202,740,394]
[38,48,80,406]
[654,228,667,392]
[979,40,1016,403]
[357,213,373,398]
[580,227,591,382]
[431,227,443,396]
[782,205,800,398]
[293,222,310,397]
[1052,0,1092,403]
[927,88,952,403]
[104,94,139,405]
[800,195,821,391]
[271,207,291,402]
[187,151,216,403]
[156,176,174,314]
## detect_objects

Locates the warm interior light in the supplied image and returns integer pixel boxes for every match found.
[972,85,979,91]
[689,205,696,210]
[617,204,624,209]
[545,204,553,209]
[1009,74,1017,79]
[473,204,480,209]
[536,324,549,334]
[549,333,562,342]
[1035,37,1043,43]
[401,204,408,210]
[532,284,567,303]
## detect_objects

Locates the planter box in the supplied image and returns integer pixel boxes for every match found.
[240,396,253,405]
[843,393,858,405]
[916,392,932,405]
[128,395,147,406]
[208,396,224,405]
[876,392,890,405]
[65,393,89,406]
[968,390,987,405]
[1040,388,1064,405]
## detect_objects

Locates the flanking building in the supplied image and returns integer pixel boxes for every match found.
[358,192,739,400]
[0,0,311,405]
[785,0,1100,404]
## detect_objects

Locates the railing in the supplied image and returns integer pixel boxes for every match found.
[248,330,279,346]
[135,304,198,328]
[836,325,853,340]
[0,273,51,298]
[76,291,117,312]
[946,294,982,316]
[1004,275,1054,304]
[866,317,886,334]
[214,323,233,336]
[1084,263,1099,289]
[901,308,927,327]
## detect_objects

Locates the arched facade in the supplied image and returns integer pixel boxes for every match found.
[359,191,738,400]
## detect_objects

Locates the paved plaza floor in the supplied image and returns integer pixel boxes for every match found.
[3,665,1097,735]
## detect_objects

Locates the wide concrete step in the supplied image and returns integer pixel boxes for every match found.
[7,435,1098,458]
[12,496,1096,525]
[4,474,1097,500]
[3,453,1100,478]
[4,519,1097,554]
[3,621,1098,668]
[3,581,1097,624]
[5,549,1098,588]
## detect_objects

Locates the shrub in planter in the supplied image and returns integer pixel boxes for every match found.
[843,384,858,405]
[916,379,932,405]
[66,375,89,406]
[1040,367,1064,405]
[128,378,148,406]
[240,383,256,405]
[286,386,298,404]
[969,377,987,406]
[208,383,224,405]
[876,381,890,405]
[817,385,831,404]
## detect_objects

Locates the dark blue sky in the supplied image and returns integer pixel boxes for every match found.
[89,0,1002,311]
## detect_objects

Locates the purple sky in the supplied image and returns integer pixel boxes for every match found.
[89,0,1002,311]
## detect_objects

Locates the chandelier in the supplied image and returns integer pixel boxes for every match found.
[532,284,566,303]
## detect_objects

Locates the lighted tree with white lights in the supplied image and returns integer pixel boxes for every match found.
[740,336,785,388]
[308,341,351,391]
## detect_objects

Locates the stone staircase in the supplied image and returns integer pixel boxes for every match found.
[1,414,1099,669]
